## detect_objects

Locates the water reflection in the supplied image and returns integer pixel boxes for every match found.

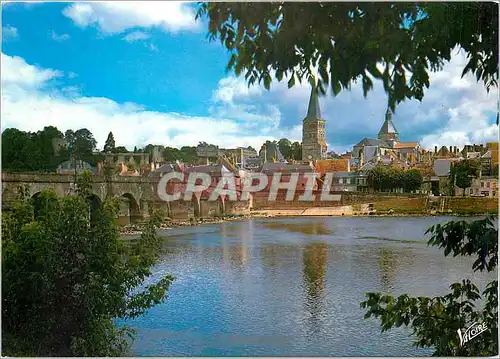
[262,220,332,235]
[220,222,252,269]
[138,217,495,356]
[378,248,397,292]
[302,241,328,333]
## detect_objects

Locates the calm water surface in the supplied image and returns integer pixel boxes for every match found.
[118,216,496,356]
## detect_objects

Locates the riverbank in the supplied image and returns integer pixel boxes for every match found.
[118,208,494,236]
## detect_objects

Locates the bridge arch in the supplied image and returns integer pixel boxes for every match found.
[191,194,201,218]
[117,193,141,225]
[215,196,225,217]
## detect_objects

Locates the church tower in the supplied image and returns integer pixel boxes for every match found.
[302,86,327,161]
[377,107,399,145]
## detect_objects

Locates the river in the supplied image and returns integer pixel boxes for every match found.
[118,216,496,356]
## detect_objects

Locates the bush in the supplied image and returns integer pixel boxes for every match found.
[2,174,174,356]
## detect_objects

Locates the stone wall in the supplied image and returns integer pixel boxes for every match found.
[3,173,496,221]
[443,197,498,214]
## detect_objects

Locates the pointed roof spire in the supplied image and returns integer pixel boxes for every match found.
[378,107,399,140]
[305,85,321,120]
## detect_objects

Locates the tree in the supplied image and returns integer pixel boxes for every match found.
[453,159,481,196]
[2,128,31,172]
[361,216,498,356]
[402,168,423,193]
[113,146,129,154]
[179,146,198,164]
[103,132,116,153]
[2,127,69,173]
[2,173,174,356]
[277,138,293,160]
[387,166,403,192]
[196,2,497,111]
[291,141,302,161]
[367,165,388,192]
[65,129,98,166]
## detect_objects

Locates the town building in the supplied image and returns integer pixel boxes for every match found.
[196,143,223,165]
[56,159,94,174]
[459,176,498,198]
[352,108,421,170]
[430,158,462,195]
[259,163,318,192]
[302,87,327,161]
[330,171,358,192]
[196,143,258,167]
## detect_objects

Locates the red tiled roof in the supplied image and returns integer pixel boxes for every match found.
[394,142,419,149]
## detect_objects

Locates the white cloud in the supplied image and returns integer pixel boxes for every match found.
[62,2,199,35]
[51,31,71,42]
[1,53,62,88]
[123,30,151,42]
[210,48,498,152]
[1,53,296,151]
[2,48,497,154]
[2,25,18,40]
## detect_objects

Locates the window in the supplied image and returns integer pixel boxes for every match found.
[346,178,351,184]
[470,189,473,194]
[481,182,484,187]
[339,178,343,184]
[487,182,490,188]
[493,191,496,197]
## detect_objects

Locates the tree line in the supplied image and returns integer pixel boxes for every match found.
[2,127,305,173]
[2,127,98,173]
[366,165,424,193]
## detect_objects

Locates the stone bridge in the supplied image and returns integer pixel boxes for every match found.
[1,173,250,224]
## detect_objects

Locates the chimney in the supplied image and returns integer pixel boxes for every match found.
[434,146,438,154]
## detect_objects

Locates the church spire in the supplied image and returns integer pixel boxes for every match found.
[305,85,321,120]
[378,107,399,142]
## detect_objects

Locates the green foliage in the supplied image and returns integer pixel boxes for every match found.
[367,165,423,192]
[65,128,98,164]
[197,2,498,111]
[113,146,129,154]
[275,138,303,161]
[361,216,498,356]
[402,168,424,193]
[127,162,137,172]
[277,138,293,160]
[2,127,68,172]
[2,174,174,356]
[291,141,302,161]
[103,131,116,153]
[450,159,481,196]
[367,165,388,191]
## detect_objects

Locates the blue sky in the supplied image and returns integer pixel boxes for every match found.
[2,2,498,153]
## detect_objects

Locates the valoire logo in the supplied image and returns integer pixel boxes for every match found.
[457,322,488,347]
